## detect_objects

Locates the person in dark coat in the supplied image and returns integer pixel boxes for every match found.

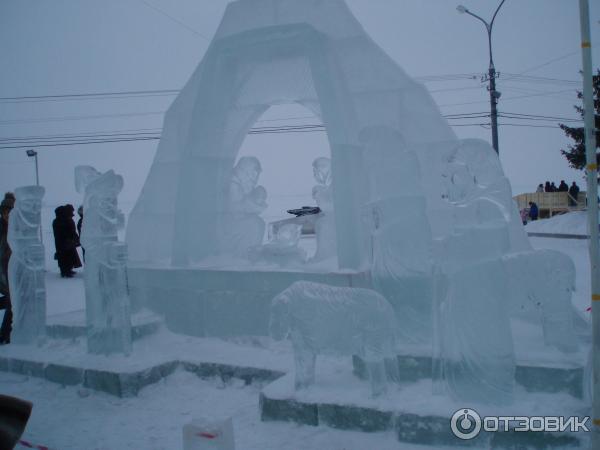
[528,201,539,221]
[52,205,82,278]
[0,193,15,344]
[550,182,558,192]
[544,181,551,192]
[558,180,569,192]
[569,182,580,207]
[76,205,85,262]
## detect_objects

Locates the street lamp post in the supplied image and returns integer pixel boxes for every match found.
[26,149,39,187]
[26,149,43,244]
[457,1,506,155]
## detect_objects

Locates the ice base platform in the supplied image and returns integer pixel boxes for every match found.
[0,330,286,397]
[46,308,162,341]
[259,358,589,448]
[353,353,586,399]
[127,264,371,337]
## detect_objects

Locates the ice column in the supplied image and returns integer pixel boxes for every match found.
[8,186,46,345]
[75,166,132,355]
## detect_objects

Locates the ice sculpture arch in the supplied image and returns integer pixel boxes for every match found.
[126,0,455,269]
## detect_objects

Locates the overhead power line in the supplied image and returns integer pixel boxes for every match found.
[502,51,579,81]
[0,90,179,104]
[137,0,211,41]
[0,110,581,150]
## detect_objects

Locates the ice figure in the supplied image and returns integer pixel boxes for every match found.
[434,183,516,404]
[310,157,336,262]
[270,281,397,397]
[361,126,434,344]
[219,156,267,258]
[75,166,132,355]
[8,186,46,345]
[504,249,577,352]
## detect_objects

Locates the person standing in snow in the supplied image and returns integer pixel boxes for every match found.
[0,193,15,344]
[52,205,82,278]
[569,182,580,207]
[77,205,85,261]
[520,208,528,225]
[528,201,539,221]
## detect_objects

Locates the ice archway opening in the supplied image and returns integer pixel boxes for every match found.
[236,103,332,229]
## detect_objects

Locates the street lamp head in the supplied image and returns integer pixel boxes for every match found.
[26,149,37,157]
[456,5,468,14]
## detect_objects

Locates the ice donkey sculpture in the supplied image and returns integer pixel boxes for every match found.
[75,166,132,355]
[8,186,46,345]
[125,0,583,404]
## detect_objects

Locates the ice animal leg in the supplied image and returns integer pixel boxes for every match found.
[384,356,400,383]
[293,345,316,390]
[365,359,387,397]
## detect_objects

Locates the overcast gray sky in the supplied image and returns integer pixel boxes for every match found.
[0,0,599,214]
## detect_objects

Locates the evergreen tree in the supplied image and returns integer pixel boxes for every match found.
[559,70,600,170]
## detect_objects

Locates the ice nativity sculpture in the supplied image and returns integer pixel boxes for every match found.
[75,166,132,356]
[8,186,46,345]
[125,0,588,403]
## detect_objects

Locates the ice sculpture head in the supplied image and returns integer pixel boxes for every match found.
[14,186,44,228]
[233,156,262,193]
[86,170,125,231]
[312,157,332,186]
[74,165,101,194]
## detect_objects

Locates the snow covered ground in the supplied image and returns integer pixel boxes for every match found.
[525,211,592,236]
[0,211,594,450]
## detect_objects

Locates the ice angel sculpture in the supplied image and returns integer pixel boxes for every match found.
[8,186,46,345]
[75,166,132,355]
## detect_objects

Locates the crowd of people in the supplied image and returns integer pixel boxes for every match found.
[0,191,85,345]
[520,180,583,225]
[535,180,581,207]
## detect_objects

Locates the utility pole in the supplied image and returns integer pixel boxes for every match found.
[457,0,506,155]
[578,0,600,447]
